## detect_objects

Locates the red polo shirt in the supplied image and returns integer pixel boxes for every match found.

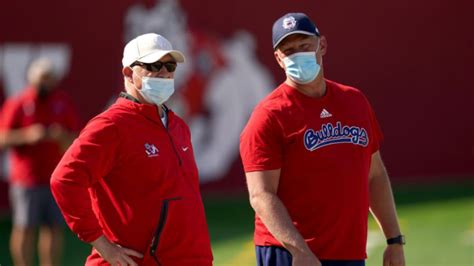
[240,79,383,259]
[0,87,79,187]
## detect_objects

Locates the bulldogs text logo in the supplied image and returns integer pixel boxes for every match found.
[304,122,368,151]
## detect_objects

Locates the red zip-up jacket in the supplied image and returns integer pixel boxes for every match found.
[51,96,213,266]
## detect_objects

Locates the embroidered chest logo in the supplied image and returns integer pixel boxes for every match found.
[144,143,159,157]
[304,122,369,151]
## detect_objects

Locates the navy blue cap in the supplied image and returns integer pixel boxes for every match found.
[272,12,320,49]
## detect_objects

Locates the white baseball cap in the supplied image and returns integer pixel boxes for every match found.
[122,33,185,67]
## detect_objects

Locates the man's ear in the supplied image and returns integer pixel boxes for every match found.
[122,67,134,83]
[319,35,328,56]
[274,50,285,69]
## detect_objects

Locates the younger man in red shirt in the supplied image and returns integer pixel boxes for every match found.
[240,13,406,266]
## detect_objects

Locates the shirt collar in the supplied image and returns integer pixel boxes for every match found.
[282,79,332,103]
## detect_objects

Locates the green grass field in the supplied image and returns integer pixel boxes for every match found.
[1,181,473,266]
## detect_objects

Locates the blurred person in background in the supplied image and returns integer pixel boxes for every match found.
[240,13,406,266]
[0,57,80,266]
[50,33,213,266]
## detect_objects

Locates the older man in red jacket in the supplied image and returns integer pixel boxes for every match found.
[51,33,213,266]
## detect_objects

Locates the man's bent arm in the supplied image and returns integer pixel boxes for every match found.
[0,124,47,148]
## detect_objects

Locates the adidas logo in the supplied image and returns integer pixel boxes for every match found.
[320,109,332,118]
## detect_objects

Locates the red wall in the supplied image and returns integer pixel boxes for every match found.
[0,0,472,187]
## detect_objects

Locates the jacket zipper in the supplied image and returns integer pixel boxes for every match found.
[161,107,182,167]
[149,197,182,265]
[165,130,182,166]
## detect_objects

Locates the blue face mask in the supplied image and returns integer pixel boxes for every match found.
[139,77,175,105]
[282,42,321,84]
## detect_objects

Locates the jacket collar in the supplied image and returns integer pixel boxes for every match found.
[116,92,172,125]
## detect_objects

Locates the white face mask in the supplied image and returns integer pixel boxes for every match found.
[139,77,175,105]
[282,52,320,84]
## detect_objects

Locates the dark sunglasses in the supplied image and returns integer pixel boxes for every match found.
[131,61,177,73]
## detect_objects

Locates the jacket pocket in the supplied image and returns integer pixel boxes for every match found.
[149,197,182,265]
